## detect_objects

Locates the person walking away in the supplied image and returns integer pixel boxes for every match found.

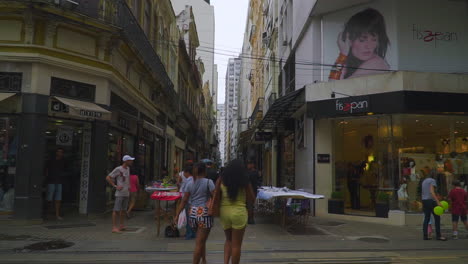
[448,180,468,239]
[175,163,215,264]
[106,155,134,233]
[216,159,255,264]
[206,162,218,182]
[45,148,68,220]
[126,172,140,218]
[422,169,447,241]
[180,166,195,240]
[247,160,259,224]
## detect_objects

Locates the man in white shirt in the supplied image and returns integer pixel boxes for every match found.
[106,155,134,233]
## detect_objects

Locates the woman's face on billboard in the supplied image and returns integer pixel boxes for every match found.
[351,33,378,61]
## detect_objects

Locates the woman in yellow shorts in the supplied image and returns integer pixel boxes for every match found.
[218,159,255,264]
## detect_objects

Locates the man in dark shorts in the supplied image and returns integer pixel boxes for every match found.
[247,160,260,224]
[448,180,468,239]
[45,148,67,220]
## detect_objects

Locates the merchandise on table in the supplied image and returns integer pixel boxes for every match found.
[150,191,182,201]
[257,186,324,200]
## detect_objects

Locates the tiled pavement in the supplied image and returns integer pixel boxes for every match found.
[1,211,468,263]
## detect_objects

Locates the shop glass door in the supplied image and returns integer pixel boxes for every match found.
[44,120,87,217]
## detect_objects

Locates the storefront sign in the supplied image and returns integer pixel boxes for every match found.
[335,96,370,114]
[254,131,273,142]
[79,129,91,214]
[317,154,331,164]
[79,109,103,119]
[51,101,69,113]
[51,99,111,121]
[56,127,73,146]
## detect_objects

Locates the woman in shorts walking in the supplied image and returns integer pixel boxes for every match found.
[176,162,215,264]
[217,159,255,264]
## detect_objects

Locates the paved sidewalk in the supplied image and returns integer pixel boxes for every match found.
[0,211,467,263]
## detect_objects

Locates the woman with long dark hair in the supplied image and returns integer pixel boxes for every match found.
[329,8,390,80]
[216,159,255,264]
[175,162,215,264]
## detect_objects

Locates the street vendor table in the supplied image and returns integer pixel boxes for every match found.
[257,187,324,230]
[145,186,180,236]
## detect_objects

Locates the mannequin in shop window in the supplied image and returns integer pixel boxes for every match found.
[398,176,409,211]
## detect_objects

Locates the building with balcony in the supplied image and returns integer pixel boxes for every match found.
[240,0,468,227]
[171,0,218,107]
[0,0,216,220]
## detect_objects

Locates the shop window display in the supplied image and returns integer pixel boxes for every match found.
[396,115,468,213]
[333,115,468,217]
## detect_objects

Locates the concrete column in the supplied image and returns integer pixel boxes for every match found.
[87,120,109,214]
[14,94,49,220]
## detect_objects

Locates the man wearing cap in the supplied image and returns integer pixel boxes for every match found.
[106,155,134,233]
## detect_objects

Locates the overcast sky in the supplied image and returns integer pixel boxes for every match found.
[212,0,249,105]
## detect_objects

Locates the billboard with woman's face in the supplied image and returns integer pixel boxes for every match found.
[324,1,397,81]
[323,0,468,81]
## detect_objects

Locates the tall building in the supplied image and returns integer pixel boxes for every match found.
[171,0,218,106]
[225,58,241,162]
[239,0,468,226]
[217,104,226,166]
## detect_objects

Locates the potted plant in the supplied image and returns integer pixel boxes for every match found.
[328,191,344,214]
[375,192,390,218]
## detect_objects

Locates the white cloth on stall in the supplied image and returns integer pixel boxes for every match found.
[257,186,324,200]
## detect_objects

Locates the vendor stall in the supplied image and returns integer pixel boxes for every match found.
[145,183,180,237]
[256,187,324,230]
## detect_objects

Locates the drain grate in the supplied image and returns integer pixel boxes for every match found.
[287,226,327,235]
[15,240,74,252]
[44,223,96,229]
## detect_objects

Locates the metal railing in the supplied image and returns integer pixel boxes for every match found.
[27,0,177,108]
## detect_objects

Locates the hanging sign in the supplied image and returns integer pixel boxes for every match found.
[56,127,73,146]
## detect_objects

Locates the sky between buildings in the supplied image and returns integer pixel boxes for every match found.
[212,0,249,104]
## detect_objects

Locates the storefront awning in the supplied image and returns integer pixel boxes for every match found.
[0,93,16,102]
[54,96,111,121]
[143,121,165,137]
[259,88,305,130]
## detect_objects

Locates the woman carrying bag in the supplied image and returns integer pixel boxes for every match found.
[209,159,256,264]
[175,162,215,264]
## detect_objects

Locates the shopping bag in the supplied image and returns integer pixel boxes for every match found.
[177,209,187,230]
